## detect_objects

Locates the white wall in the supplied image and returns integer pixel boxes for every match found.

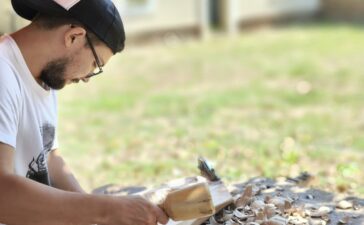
[115,0,206,35]
[236,0,321,21]
[1,0,206,35]
[1,0,322,37]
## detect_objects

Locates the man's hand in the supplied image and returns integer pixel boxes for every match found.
[103,196,169,225]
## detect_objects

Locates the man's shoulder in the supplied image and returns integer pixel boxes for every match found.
[0,35,13,58]
[0,57,22,94]
[0,35,20,76]
[0,57,17,81]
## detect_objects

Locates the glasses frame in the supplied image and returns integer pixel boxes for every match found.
[85,33,103,78]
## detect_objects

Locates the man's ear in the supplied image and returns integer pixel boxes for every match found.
[64,26,87,48]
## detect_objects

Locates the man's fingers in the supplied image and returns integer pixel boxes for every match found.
[154,205,169,224]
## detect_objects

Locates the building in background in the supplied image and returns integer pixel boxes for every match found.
[114,0,209,41]
[217,0,321,34]
[114,0,322,38]
[1,0,364,40]
[0,0,210,41]
[321,0,364,22]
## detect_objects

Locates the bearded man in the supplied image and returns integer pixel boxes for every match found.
[0,1,168,225]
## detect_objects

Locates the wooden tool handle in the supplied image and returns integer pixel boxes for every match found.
[159,182,215,221]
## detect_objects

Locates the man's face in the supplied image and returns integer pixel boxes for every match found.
[39,37,113,90]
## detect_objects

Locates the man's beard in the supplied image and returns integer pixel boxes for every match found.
[39,57,70,90]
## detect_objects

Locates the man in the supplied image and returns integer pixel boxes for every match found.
[0,0,169,224]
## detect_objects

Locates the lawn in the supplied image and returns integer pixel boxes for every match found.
[58,22,364,197]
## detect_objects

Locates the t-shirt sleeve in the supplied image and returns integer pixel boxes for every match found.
[0,60,21,148]
[51,90,59,151]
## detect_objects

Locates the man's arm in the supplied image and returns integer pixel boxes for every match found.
[0,143,169,225]
[48,149,86,193]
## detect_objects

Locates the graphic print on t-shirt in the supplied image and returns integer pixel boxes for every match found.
[26,123,55,185]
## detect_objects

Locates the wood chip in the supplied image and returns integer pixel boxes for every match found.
[269,215,287,225]
[338,216,350,224]
[235,185,253,207]
[336,200,353,210]
[309,218,327,225]
[264,204,276,219]
[288,216,309,225]
[308,206,333,218]
[306,194,315,200]
[251,200,266,210]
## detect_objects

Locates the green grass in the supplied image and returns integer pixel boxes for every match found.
[58,23,364,196]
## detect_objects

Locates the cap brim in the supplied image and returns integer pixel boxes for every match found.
[11,0,68,20]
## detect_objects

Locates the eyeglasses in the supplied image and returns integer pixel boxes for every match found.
[85,33,103,78]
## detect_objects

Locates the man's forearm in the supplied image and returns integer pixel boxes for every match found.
[0,145,169,225]
[0,174,106,225]
[48,150,86,193]
[51,169,86,193]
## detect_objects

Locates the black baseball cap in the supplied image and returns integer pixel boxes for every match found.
[11,0,125,54]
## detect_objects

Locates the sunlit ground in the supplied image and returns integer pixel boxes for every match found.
[58,22,364,197]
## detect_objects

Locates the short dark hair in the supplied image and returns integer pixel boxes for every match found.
[32,13,102,47]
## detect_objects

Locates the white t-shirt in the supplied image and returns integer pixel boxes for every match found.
[0,34,58,186]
